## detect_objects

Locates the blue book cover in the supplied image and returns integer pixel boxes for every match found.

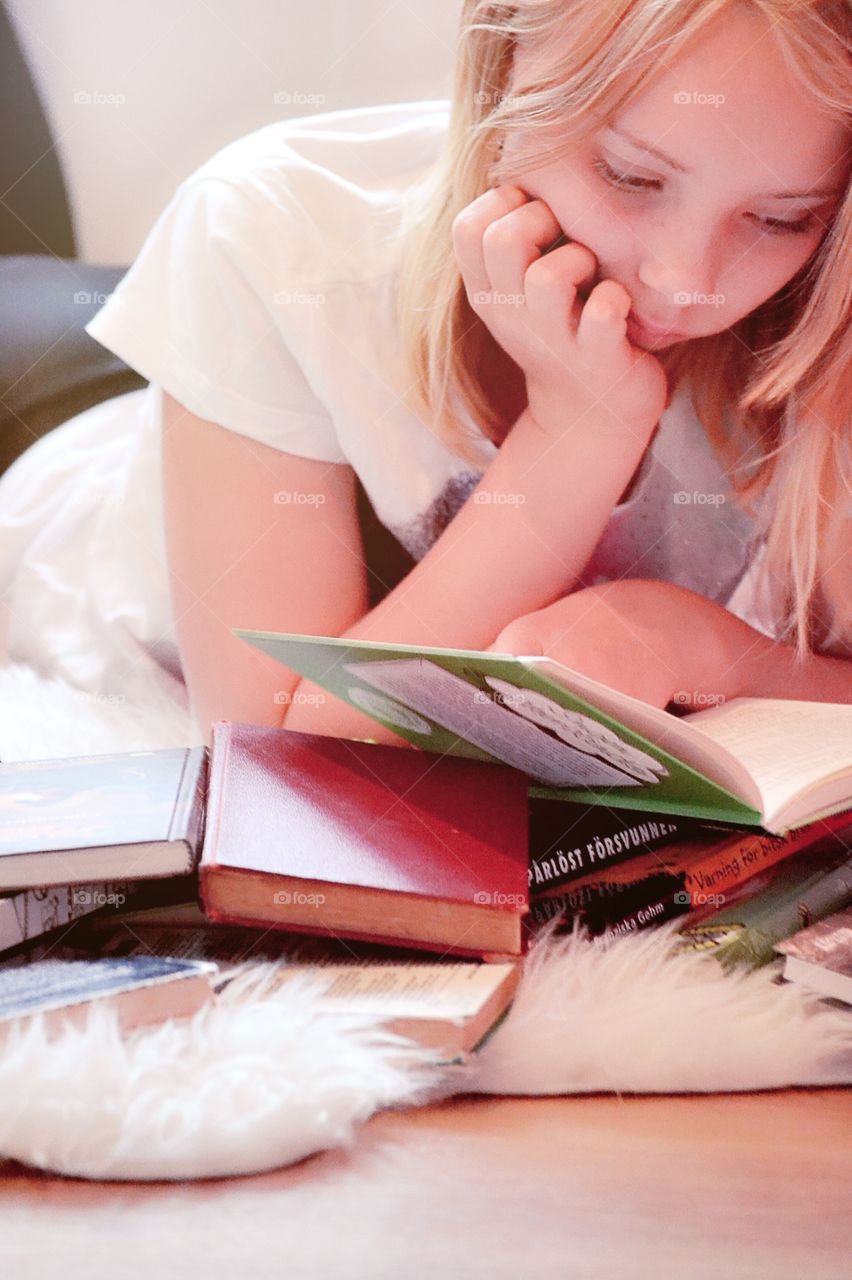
[0,954,215,1022]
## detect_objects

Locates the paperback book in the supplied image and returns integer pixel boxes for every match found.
[0,873,202,959]
[0,747,207,890]
[673,843,852,968]
[0,880,132,956]
[774,908,852,1005]
[529,800,720,894]
[53,906,521,1062]
[0,953,216,1039]
[233,630,852,833]
[529,810,852,939]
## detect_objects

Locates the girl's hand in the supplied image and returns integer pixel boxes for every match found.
[452,185,669,442]
[488,579,753,710]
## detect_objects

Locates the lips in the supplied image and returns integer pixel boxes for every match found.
[627,312,688,345]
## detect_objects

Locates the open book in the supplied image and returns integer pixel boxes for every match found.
[233,629,852,836]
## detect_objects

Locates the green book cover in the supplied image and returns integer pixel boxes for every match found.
[233,629,779,826]
[673,844,852,968]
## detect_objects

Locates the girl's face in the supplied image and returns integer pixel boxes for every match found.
[503,5,850,348]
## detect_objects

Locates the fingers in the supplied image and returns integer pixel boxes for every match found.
[452,185,588,302]
[575,280,632,359]
[523,240,599,332]
[453,184,647,419]
[451,186,529,304]
[480,198,563,296]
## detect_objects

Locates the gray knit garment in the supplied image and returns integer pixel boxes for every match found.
[391,384,761,607]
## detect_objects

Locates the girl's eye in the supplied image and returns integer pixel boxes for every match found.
[593,157,660,192]
[752,213,816,236]
[593,157,818,237]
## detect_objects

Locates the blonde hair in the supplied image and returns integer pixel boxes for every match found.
[394,0,852,660]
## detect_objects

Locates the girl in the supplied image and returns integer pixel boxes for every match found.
[0,0,849,750]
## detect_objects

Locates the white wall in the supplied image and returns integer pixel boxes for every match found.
[7,0,462,265]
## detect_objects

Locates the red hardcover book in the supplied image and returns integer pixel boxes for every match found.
[199,722,530,958]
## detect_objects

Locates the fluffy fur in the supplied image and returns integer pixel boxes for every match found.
[1,659,850,1181]
[0,965,438,1181]
[466,919,852,1096]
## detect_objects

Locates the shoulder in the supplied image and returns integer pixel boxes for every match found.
[182,100,451,285]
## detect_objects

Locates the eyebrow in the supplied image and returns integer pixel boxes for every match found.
[607,125,844,201]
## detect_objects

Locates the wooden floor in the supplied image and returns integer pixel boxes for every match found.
[1,1087,850,1279]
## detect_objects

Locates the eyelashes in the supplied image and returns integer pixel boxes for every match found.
[756,213,816,235]
[591,157,817,236]
[592,157,661,193]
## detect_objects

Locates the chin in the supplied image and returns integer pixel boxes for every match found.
[637,333,692,351]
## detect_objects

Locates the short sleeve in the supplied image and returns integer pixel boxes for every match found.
[84,176,346,463]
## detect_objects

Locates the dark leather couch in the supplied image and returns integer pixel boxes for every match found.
[0,3,145,476]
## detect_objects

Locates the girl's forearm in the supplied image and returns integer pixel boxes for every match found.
[732,631,852,704]
[281,403,655,741]
[666,589,852,707]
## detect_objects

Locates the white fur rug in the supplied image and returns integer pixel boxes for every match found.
[1,659,851,1182]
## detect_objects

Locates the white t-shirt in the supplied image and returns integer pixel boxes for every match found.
[86,99,491,542]
[0,98,821,711]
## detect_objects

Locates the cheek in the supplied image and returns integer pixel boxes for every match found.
[504,155,606,238]
[719,240,821,318]
[532,176,630,264]
[560,200,645,284]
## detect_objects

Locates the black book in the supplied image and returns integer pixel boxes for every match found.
[528,798,717,894]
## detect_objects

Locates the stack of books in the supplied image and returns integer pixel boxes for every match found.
[0,727,529,1061]
[3,631,852,1051]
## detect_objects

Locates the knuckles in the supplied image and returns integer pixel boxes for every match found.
[523,253,573,289]
[586,279,631,314]
[526,242,598,290]
[452,186,528,240]
[556,240,598,273]
[480,219,517,253]
[450,208,477,247]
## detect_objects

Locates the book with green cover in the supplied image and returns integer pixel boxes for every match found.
[233,629,852,835]
[673,843,852,968]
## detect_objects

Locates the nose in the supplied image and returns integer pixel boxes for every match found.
[637,227,719,309]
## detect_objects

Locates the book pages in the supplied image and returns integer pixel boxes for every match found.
[685,698,852,826]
